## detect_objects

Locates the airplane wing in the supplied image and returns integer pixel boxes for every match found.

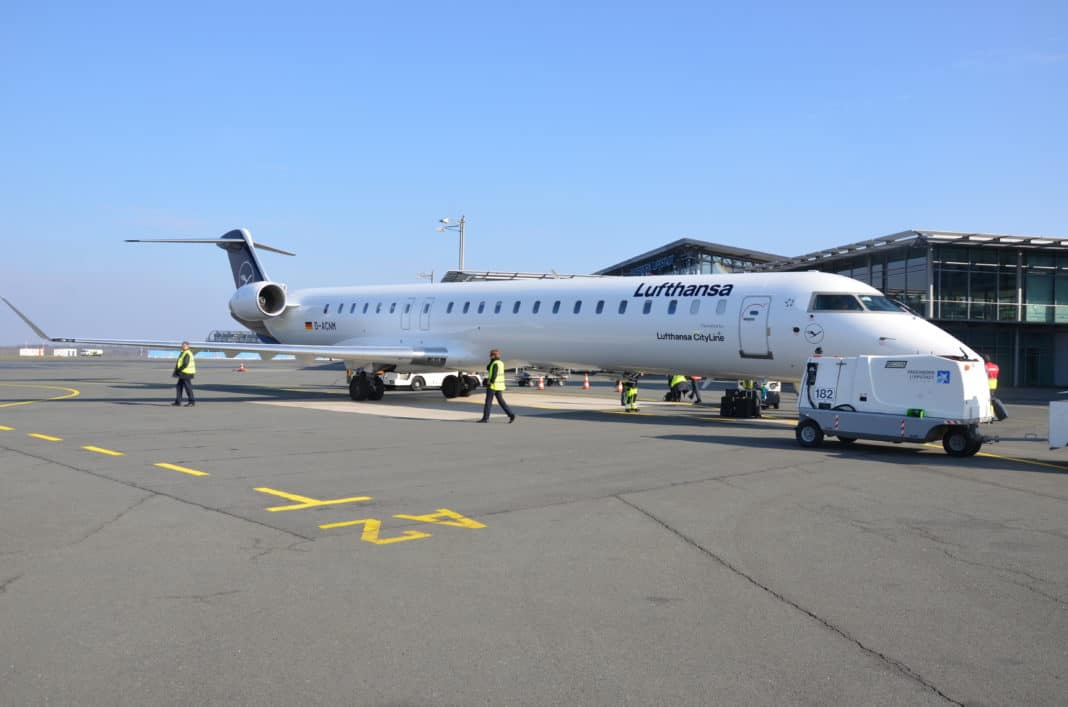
[2,297,449,366]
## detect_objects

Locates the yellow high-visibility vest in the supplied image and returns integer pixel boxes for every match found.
[176,350,196,375]
[488,359,506,391]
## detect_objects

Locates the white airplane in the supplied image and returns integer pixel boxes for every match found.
[4,228,981,401]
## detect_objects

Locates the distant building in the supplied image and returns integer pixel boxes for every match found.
[755,229,1068,387]
[595,238,784,276]
[206,330,262,344]
[594,229,1068,386]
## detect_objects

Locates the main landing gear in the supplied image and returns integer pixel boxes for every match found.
[348,371,385,401]
[440,374,481,399]
[347,370,481,401]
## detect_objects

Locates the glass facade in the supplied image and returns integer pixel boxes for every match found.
[600,232,1068,386]
[772,237,1068,387]
[597,240,782,277]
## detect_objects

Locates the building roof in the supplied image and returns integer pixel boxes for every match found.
[440,270,604,283]
[754,229,1068,270]
[594,238,786,275]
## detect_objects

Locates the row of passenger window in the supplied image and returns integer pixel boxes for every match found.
[321,298,731,316]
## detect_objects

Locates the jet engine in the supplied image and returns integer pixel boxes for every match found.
[229,281,287,321]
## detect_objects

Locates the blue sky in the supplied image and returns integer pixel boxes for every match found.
[2,0,1065,343]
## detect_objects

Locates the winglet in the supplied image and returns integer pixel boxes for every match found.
[1,297,54,341]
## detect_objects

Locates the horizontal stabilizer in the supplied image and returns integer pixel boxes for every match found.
[125,238,296,256]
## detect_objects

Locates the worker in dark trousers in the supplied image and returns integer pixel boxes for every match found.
[478,348,515,423]
[688,375,703,405]
[622,379,639,412]
[668,373,689,402]
[172,341,196,407]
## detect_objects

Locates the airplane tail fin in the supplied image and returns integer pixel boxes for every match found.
[126,229,295,289]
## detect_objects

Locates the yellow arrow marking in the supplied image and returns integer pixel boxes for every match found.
[254,487,372,512]
[28,433,62,442]
[318,518,431,544]
[82,445,124,456]
[154,462,209,477]
[0,425,13,431]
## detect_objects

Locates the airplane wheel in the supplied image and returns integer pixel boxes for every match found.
[349,374,370,401]
[441,375,461,399]
[796,419,823,448]
[942,428,977,457]
[409,376,425,392]
[368,376,385,401]
[463,375,481,392]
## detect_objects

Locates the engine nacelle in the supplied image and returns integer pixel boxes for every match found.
[228,281,287,321]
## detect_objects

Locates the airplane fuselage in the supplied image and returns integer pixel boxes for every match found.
[259,271,973,380]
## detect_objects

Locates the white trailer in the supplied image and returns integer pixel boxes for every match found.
[795,354,997,457]
[1050,400,1068,450]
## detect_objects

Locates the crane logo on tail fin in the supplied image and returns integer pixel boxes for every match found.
[238,260,256,286]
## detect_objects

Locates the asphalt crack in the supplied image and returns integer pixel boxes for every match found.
[0,444,313,541]
[616,495,964,707]
[0,574,23,594]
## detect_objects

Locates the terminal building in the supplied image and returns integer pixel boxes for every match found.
[594,230,1068,387]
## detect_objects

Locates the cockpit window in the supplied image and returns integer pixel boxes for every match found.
[858,294,905,312]
[811,293,864,311]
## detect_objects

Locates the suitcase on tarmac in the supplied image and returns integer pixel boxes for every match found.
[719,394,735,417]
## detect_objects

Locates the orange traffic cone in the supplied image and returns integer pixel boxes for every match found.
[537,376,545,390]
[582,373,590,390]
[616,379,623,393]
[235,362,248,372]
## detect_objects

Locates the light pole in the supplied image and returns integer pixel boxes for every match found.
[417,270,435,283]
[437,214,466,271]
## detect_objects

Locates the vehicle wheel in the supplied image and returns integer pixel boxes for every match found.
[367,376,385,401]
[837,435,857,445]
[964,437,983,456]
[942,428,975,457]
[409,376,425,392]
[441,374,461,399]
[463,375,481,391]
[796,419,824,448]
[349,374,370,401]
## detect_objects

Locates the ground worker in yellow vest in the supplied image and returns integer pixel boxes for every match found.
[668,373,689,402]
[622,379,639,412]
[172,341,196,407]
[478,348,515,423]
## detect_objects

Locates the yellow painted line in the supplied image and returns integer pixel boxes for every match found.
[28,433,62,442]
[920,442,1068,471]
[82,445,125,457]
[975,451,1068,471]
[318,518,431,544]
[154,462,209,477]
[0,383,80,408]
[254,487,372,512]
[0,425,13,431]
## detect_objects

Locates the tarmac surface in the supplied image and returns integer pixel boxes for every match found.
[1,358,1066,706]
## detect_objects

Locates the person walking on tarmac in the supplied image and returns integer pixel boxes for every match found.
[172,341,196,407]
[478,348,515,423]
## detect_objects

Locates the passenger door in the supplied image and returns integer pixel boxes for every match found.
[401,297,416,330]
[739,296,773,359]
[419,297,434,331]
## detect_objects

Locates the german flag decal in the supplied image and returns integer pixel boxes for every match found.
[305,322,313,330]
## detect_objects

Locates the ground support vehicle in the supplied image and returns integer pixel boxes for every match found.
[795,354,997,457]
[349,369,481,400]
[382,371,457,392]
[1050,400,1068,449]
